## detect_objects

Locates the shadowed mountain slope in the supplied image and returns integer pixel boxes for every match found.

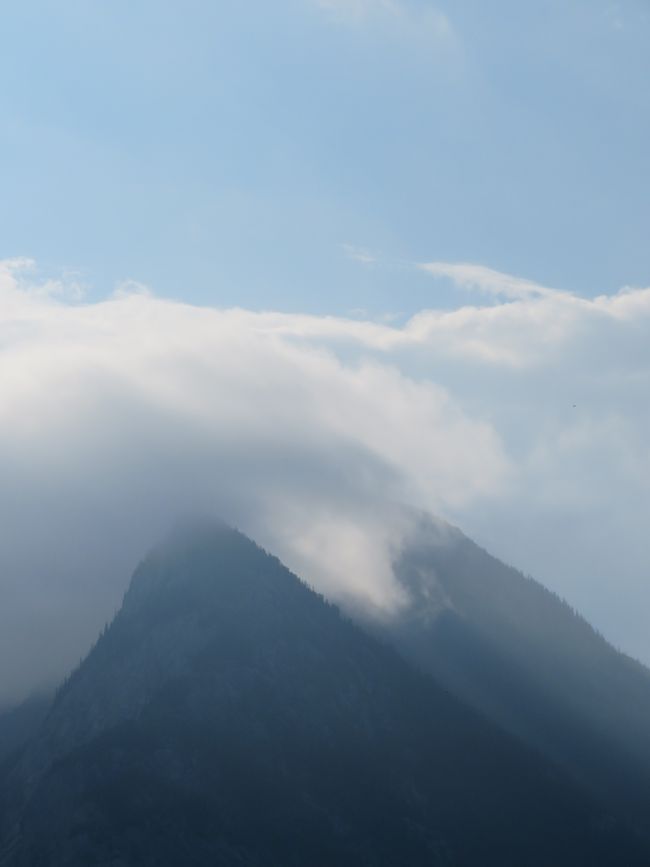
[0,522,647,866]
[386,515,650,832]
[0,696,50,767]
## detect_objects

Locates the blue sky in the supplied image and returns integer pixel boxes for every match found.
[2,0,648,313]
[1,1,650,698]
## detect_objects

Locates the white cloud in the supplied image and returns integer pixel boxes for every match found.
[419,261,559,299]
[1,257,650,703]
[0,258,86,304]
[0,258,508,705]
[343,243,376,265]
[409,263,650,367]
[315,0,455,48]
[317,0,404,22]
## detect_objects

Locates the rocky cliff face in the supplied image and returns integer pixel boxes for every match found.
[1,522,647,866]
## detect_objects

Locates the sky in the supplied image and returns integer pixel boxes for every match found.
[0,0,649,704]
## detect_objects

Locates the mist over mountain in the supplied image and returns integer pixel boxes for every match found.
[1,522,646,866]
[2,255,650,711]
[2,2,648,863]
[378,515,650,830]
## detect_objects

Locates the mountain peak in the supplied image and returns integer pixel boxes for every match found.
[2,523,648,866]
[123,518,261,610]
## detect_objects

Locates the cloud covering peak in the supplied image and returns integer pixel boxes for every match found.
[1,258,649,704]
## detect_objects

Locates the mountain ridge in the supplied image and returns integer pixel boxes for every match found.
[2,521,646,866]
[384,514,650,831]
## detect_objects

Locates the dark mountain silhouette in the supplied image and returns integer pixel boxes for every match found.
[1,521,646,865]
[385,514,650,834]
[0,695,50,766]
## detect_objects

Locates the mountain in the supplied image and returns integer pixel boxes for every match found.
[1,521,646,866]
[0,695,50,766]
[384,515,650,832]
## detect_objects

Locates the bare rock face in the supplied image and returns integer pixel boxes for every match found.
[1,521,648,866]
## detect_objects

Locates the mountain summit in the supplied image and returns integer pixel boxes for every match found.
[1,522,647,865]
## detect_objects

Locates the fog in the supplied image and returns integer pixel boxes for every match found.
[1,258,649,706]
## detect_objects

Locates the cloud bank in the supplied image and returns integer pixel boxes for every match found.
[1,258,649,704]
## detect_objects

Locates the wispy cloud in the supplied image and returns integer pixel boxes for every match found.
[606,2,624,31]
[315,0,455,47]
[419,261,560,300]
[0,258,86,304]
[342,243,376,265]
[317,0,404,23]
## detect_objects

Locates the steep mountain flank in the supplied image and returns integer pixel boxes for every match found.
[0,522,646,866]
[387,515,650,831]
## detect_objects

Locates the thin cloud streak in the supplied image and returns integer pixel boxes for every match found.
[419,261,561,299]
[314,0,457,52]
